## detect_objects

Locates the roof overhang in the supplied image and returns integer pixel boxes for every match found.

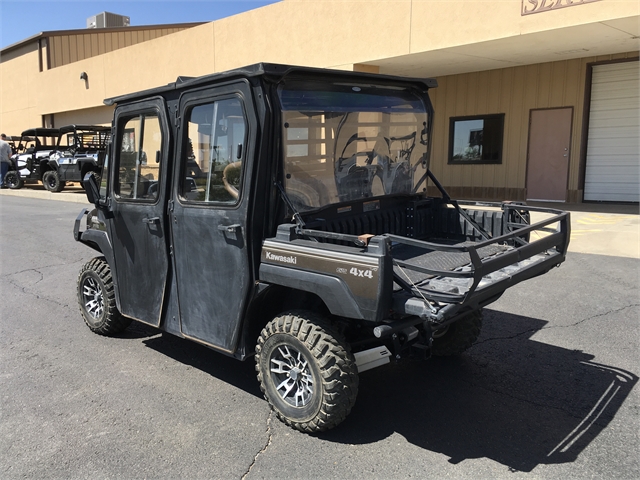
[369,16,639,77]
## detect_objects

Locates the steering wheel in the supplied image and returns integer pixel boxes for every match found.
[222,161,242,199]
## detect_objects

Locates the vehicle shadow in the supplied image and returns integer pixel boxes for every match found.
[139,308,636,472]
[320,309,638,472]
[118,320,162,339]
[141,329,262,397]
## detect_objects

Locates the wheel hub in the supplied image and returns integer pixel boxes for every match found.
[82,277,104,319]
[270,345,314,407]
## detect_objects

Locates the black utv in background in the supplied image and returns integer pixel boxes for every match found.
[74,63,570,433]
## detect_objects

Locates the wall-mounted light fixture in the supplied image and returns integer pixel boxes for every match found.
[80,72,88,81]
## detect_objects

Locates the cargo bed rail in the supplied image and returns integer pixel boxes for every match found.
[388,203,570,307]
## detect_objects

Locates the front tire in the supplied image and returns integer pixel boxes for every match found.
[4,171,23,189]
[77,257,131,335]
[430,310,482,356]
[43,170,65,192]
[255,311,359,433]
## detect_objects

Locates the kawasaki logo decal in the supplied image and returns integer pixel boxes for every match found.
[265,251,297,265]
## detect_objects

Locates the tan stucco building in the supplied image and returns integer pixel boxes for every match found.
[1,0,638,203]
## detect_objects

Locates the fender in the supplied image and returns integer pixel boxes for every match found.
[74,208,123,312]
[259,263,365,320]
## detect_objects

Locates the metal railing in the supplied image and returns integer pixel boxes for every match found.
[388,204,570,305]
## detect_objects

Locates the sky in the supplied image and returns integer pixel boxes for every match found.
[0,0,280,49]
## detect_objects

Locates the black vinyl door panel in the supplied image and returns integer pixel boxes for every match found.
[111,206,168,324]
[171,84,256,352]
[109,100,170,326]
[172,207,250,350]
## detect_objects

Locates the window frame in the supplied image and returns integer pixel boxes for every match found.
[447,113,505,165]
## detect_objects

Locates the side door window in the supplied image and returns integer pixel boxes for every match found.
[179,98,247,204]
[115,112,163,201]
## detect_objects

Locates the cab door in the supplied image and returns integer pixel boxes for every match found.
[108,98,170,326]
[171,82,256,352]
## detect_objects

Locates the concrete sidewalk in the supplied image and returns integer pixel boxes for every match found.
[527,202,639,259]
[1,187,638,258]
[0,184,90,205]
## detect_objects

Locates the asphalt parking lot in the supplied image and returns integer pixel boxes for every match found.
[0,190,638,479]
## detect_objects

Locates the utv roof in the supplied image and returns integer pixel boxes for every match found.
[104,63,438,106]
[58,124,111,134]
[20,128,60,137]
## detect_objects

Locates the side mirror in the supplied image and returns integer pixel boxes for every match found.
[82,172,101,206]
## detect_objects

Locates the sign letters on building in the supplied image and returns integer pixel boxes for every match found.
[522,0,602,16]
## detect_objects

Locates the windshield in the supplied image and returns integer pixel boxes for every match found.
[279,80,431,212]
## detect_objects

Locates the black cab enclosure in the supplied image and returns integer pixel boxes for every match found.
[74,63,570,432]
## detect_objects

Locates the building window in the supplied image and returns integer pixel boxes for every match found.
[448,114,504,164]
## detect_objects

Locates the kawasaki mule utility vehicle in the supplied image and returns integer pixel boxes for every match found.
[5,128,62,190]
[5,125,110,192]
[45,124,111,192]
[74,64,570,432]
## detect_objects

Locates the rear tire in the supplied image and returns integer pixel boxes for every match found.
[43,170,65,192]
[430,310,482,356]
[77,257,131,335]
[4,171,23,189]
[255,311,358,432]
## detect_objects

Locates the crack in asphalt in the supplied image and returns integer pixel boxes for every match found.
[465,304,639,424]
[463,361,633,448]
[0,260,85,280]
[466,375,599,425]
[474,303,640,345]
[241,410,273,480]
[575,254,638,291]
[3,266,77,310]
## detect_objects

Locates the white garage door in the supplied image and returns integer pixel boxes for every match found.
[584,61,639,202]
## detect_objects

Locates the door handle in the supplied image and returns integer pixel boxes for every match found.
[218,223,241,233]
[142,217,160,224]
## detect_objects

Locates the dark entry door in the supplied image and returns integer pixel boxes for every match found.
[171,83,256,352]
[526,108,573,202]
[109,100,170,326]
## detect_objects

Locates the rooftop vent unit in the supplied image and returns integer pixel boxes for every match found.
[87,12,130,29]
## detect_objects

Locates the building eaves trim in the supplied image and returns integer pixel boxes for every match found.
[0,22,207,54]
